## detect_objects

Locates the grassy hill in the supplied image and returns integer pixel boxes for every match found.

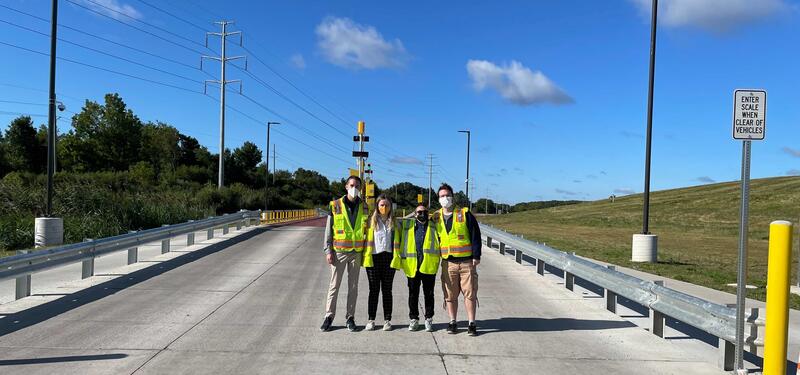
[481,176,800,307]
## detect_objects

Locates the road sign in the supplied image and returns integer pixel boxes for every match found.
[366,183,375,198]
[732,89,766,140]
[417,194,423,204]
[732,88,766,371]
[352,151,369,158]
[349,169,358,177]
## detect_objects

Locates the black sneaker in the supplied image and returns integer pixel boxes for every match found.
[467,322,477,336]
[447,321,457,334]
[320,316,333,332]
[346,317,357,332]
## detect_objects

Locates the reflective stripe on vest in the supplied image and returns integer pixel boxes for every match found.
[331,197,368,252]
[435,207,472,259]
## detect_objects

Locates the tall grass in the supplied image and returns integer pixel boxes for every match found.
[0,171,292,254]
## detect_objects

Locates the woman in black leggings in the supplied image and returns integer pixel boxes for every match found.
[363,195,398,331]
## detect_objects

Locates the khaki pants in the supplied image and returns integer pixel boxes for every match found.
[441,259,478,302]
[325,251,362,319]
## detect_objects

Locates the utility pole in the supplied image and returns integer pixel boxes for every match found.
[45,0,59,217]
[202,21,245,188]
[272,144,276,184]
[458,130,471,209]
[265,122,279,211]
[352,121,369,195]
[642,0,658,235]
[427,154,435,207]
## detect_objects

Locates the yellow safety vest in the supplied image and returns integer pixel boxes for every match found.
[364,218,401,268]
[398,219,440,277]
[330,197,369,253]
[433,207,472,259]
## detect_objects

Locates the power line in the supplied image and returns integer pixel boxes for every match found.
[0,18,203,85]
[65,0,210,56]
[0,4,208,74]
[0,40,202,94]
[79,0,209,49]
[131,0,211,32]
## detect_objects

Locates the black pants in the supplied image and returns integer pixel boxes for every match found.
[365,252,395,321]
[408,272,435,320]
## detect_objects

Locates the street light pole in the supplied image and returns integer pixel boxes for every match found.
[458,130,471,209]
[642,0,658,235]
[265,122,280,212]
[46,0,59,217]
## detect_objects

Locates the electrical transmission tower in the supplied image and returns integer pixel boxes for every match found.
[427,154,438,207]
[202,21,247,188]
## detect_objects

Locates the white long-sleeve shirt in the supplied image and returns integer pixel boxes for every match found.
[372,217,392,254]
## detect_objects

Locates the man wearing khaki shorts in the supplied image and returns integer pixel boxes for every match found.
[432,183,482,336]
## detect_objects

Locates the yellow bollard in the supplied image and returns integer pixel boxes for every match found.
[763,220,793,375]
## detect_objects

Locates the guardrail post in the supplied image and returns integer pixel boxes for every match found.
[82,238,95,279]
[223,223,229,235]
[161,225,170,254]
[537,259,545,275]
[565,271,575,291]
[515,248,522,264]
[186,221,195,246]
[499,242,505,255]
[486,236,492,249]
[127,230,138,265]
[718,338,735,371]
[605,265,617,313]
[649,280,665,338]
[14,249,31,300]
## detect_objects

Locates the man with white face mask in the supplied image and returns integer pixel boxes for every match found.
[321,175,369,332]
[432,183,482,336]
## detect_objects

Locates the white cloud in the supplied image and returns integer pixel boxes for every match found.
[466,60,573,106]
[290,54,306,70]
[630,0,787,33]
[696,176,716,183]
[316,16,408,70]
[79,0,142,20]
[783,147,800,158]
[614,188,636,195]
[389,156,423,165]
[556,189,578,196]
[787,169,800,176]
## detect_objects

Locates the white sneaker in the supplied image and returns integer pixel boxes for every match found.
[409,319,419,331]
[383,321,392,331]
[425,318,434,332]
[365,320,376,331]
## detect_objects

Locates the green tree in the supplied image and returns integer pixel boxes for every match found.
[3,116,45,173]
[141,122,180,177]
[65,94,143,171]
[229,141,262,185]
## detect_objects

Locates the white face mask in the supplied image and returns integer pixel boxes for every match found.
[439,196,453,209]
[347,186,360,199]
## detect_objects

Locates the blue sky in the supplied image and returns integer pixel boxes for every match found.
[1,0,798,204]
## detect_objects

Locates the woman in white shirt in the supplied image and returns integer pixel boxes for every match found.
[363,195,399,331]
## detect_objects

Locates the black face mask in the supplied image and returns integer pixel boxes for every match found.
[416,212,428,222]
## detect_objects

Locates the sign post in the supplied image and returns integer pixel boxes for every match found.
[732,89,766,373]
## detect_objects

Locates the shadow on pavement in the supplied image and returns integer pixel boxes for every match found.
[0,353,128,366]
[478,317,636,334]
[0,226,273,338]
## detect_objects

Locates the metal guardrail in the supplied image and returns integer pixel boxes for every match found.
[1,210,263,300]
[480,223,763,371]
[261,209,321,224]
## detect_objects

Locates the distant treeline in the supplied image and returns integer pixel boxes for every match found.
[511,200,582,212]
[0,93,472,252]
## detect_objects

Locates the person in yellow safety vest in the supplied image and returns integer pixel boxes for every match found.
[362,195,401,332]
[321,175,369,332]
[432,183,482,336]
[395,204,440,332]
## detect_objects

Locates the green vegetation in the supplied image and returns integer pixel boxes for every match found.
[481,176,800,308]
[0,93,450,255]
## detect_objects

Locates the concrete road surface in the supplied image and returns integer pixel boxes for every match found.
[0,219,724,374]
